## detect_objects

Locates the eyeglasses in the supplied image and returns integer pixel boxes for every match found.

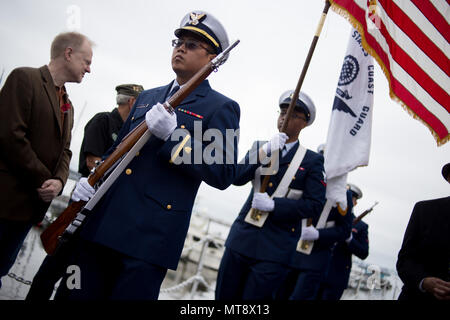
[171,39,214,54]
[278,110,307,122]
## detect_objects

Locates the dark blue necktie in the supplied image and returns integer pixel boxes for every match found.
[167,85,180,100]
[281,146,287,157]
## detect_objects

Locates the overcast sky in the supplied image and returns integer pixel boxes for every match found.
[1,0,448,271]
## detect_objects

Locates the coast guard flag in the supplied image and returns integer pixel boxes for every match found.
[329,0,449,146]
[324,28,374,210]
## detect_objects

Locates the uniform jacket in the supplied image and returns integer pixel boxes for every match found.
[0,66,73,223]
[324,212,369,288]
[396,196,450,300]
[80,80,240,270]
[225,142,326,265]
[78,108,124,177]
[290,190,354,272]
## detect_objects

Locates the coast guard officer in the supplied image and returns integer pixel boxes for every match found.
[317,183,369,300]
[55,11,240,300]
[276,186,353,300]
[215,90,326,300]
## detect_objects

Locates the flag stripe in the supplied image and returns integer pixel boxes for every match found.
[387,0,450,72]
[402,0,450,53]
[390,60,450,135]
[330,0,450,144]
[391,75,449,139]
[364,8,450,130]
[375,4,449,112]
[412,0,450,43]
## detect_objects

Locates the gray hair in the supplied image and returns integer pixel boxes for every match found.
[116,94,133,105]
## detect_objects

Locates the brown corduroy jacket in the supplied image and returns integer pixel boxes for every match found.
[0,65,73,223]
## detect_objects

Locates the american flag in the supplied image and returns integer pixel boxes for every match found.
[329,0,449,146]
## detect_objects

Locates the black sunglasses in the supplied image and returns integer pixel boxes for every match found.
[172,39,214,54]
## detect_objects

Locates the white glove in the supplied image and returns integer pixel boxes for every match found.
[300,225,319,241]
[345,233,353,244]
[262,132,289,155]
[71,177,95,202]
[145,102,177,141]
[251,192,275,212]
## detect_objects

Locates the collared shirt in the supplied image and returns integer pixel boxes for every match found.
[55,85,70,133]
[282,141,298,157]
[167,80,186,99]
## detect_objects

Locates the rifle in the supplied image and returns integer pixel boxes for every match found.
[250,0,331,223]
[40,40,241,255]
[353,201,378,225]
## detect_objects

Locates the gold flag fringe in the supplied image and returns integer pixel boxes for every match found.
[328,0,449,146]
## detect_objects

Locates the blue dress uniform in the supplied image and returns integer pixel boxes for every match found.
[318,212,369,300]
[55,80,240,300]
[215,142,326,300]
[276,190,353,300]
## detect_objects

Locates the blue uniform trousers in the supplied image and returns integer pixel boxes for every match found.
[316,283,344,300]
[54,239,167,300]
[290,269,323,300]
[215,248,289,300]
[275,267,323,300]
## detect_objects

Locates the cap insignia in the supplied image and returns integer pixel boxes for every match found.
[189,13,206,26]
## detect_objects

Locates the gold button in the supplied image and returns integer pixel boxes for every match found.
[166,204,172,210]
[268,182,273,188]
[125,168,132,175]
[292,176,296,180]
[291,228,295,232]
[180,125,185,129]
[131,116,135,121]
[136,152,140,156]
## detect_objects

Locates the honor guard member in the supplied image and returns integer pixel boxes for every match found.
[396,163,450,300]
[79,84,144,177]
[55,11,240,300]
[26,83,143,300]
[0,32,93,289]
[276,182,353,300]
[215,90,326,300]
[316,183,369,300]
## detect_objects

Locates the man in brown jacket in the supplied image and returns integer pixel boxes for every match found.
[0,31,93,288]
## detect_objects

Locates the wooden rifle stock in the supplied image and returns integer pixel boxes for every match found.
[250,1,330,220]
[40,40,240,255]
[353,201,378,225]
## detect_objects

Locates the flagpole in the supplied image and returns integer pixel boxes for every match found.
[280,0,331,132]
[250,0,331,221]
